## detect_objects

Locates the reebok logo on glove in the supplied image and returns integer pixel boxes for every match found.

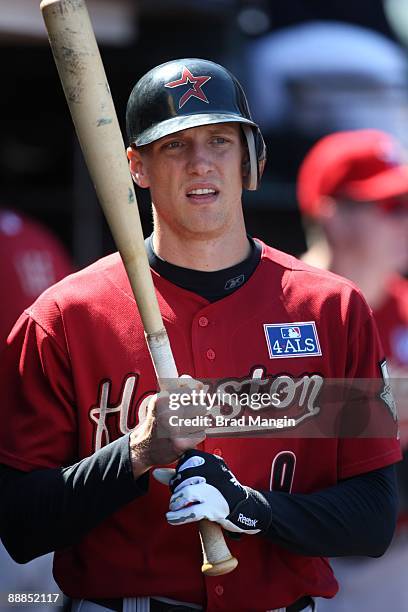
[237,514,258,527]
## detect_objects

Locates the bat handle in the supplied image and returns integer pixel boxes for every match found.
[199,521,238,576]
[146,329,238,575]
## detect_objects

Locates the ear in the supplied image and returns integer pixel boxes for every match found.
[127,146,150,188]
[320,197,349,246]
[318,196,337,220]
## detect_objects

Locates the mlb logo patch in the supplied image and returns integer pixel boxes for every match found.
[281,327,301,339]
[264,322,322,359]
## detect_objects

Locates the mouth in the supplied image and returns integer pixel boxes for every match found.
[186,186,219,203]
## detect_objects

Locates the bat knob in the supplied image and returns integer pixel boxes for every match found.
[201,555,239,576]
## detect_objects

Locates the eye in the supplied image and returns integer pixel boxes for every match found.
[212,136,228,144]
[163,140,183,150]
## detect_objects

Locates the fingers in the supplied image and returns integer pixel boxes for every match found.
[166,482,209,525]
[132,375,209,469]
[155,375,208,423]
[171,474,206,493]
[160,373,204,395]
[173,432,207,451]
[154,385,209,446]
[166,482,230,526]
[137,393,155,423]
[166,506,202,525]
[169,483,206,510]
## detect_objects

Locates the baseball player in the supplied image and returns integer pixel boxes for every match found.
[0,208,73,611]
[0,59,401,612]
[297,129,408,444]
[297,129,408,611]
[0,208,73,345]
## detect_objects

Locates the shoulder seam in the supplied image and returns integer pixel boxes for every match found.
[24,305,68,356]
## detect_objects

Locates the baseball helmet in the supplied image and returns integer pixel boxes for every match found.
[126,58,266,190]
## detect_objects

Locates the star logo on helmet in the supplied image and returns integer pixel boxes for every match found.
[165,67,211,109]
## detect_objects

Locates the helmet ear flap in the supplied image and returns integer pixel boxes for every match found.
[242,125,257,191]
[256,130,267,183]
[242,125,267,191]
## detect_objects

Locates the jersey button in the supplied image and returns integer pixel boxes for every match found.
[215,585,224,596]
[198,316,209,327]
[206,349,216,360]
[213,448,222,457]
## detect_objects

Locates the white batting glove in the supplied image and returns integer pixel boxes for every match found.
[153,450,272,535]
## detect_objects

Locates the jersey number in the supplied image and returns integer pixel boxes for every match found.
[270,451,296,493]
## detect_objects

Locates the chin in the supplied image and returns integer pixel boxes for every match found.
[182,222,228,241]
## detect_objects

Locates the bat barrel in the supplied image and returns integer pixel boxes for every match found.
[41,0,162,334]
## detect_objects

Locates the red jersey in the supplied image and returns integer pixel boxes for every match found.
[0,209,73,345]
[0,241,400,611]
[375,276,408,368]
[374,276,408,446]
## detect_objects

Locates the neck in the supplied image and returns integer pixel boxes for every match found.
[152,218,250,271]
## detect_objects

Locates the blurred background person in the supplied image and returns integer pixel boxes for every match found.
[0,207,74,611]
[0,208,73,344]
[241,11,408,262]
[297,128,408,612]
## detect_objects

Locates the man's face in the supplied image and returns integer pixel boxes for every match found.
[128,123,246,241]
[331,202,408,274]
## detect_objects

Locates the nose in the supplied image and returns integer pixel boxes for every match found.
[187,143,213,175]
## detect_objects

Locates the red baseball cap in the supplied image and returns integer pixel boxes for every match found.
[297,129,408,218]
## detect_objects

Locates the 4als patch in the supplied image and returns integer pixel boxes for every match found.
[264,321,322,359]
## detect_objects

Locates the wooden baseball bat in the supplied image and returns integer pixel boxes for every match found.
[40,0,237,577]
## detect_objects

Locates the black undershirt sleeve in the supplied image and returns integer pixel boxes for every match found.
[261,463,398,557]
[0,435,148,564]
[0,431,397,563]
